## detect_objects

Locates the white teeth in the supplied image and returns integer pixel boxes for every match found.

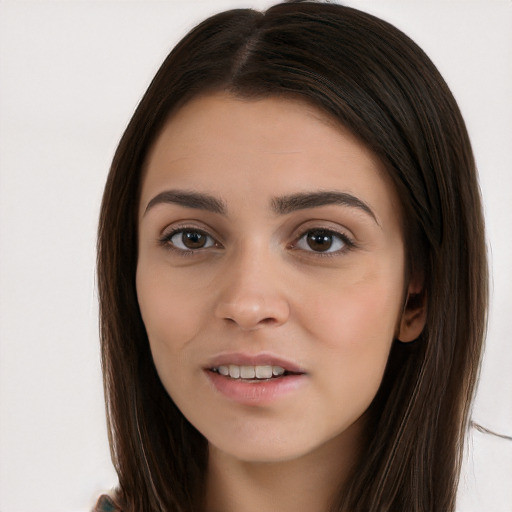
[240,366,256,379]
[215,364,287,379]
[228,364,240,378]
[218,365,229,376]
[273,366,285,376]
[255,365,273,379]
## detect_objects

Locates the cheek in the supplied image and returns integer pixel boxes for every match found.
[304,262,403,339]
[303,269,404,402]
[135,266,203,372]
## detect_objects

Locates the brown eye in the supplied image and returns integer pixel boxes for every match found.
[307,231,334,251]
[295,229,348,253]
[168,229,215,251]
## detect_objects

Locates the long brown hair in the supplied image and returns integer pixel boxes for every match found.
[97,2,488,510]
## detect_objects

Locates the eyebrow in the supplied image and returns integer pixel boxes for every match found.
[144,189,378,224]
[144,190,227,216]
[271,191,379,224]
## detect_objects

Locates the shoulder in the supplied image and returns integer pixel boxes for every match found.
[93,494,122,512]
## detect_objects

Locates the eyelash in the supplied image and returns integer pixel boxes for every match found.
[158,226,219,257]
[290,228,355,258]
[158,225,355,258]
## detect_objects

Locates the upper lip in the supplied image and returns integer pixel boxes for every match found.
[206,352,306,374]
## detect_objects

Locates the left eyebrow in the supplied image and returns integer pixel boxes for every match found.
[271,191,379,225]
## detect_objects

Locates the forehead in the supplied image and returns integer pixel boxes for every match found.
[140,92,401,227]
[146,91,374,163]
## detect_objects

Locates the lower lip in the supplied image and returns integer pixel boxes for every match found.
[206,370,306,405]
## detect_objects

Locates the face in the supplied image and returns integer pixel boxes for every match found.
[136,92,416,464]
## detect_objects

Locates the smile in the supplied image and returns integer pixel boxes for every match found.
[205,356,307,405]
[210,364,287,380]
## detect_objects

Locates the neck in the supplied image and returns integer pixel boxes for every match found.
[205,422,364,512]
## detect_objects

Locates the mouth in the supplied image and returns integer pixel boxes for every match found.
[208,364,303,381]
[204,354,307,404]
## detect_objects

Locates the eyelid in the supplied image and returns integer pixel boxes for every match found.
[157,221,355,257]
[159,223,222,254]
[289,225,356,257]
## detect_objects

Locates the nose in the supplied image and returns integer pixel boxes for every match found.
[214,248,290,330]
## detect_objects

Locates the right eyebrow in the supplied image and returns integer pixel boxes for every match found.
[143,190,227,216]
[271,190,379,225]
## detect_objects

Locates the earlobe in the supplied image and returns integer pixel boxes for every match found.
[397,285,427,343]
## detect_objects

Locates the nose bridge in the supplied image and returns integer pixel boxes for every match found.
[214,239,290,329]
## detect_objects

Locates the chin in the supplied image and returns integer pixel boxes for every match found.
[204,417,359,465]
[209,437,316,464]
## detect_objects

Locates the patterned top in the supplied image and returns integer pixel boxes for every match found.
[94,495,121,512]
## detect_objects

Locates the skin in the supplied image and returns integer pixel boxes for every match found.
[136,92,425,512]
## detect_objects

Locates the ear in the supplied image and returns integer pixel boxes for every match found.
[397,278,427,343]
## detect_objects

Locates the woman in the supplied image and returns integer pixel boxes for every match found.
[95,1,488,511]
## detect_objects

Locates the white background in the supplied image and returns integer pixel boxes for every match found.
[0,1,511,511]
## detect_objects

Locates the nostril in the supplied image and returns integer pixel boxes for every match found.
[215,295,290,329]
[222,315,277,329]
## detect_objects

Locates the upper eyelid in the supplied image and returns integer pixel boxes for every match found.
[159,224,354,255]
[292,223,355,244]
[161,222,220,240]
[159,227,220,254]
[297,228,351,241]
[160,220,353,237]
[161,227,219,245]
[160,223,351,239]
[292,228,354,250]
